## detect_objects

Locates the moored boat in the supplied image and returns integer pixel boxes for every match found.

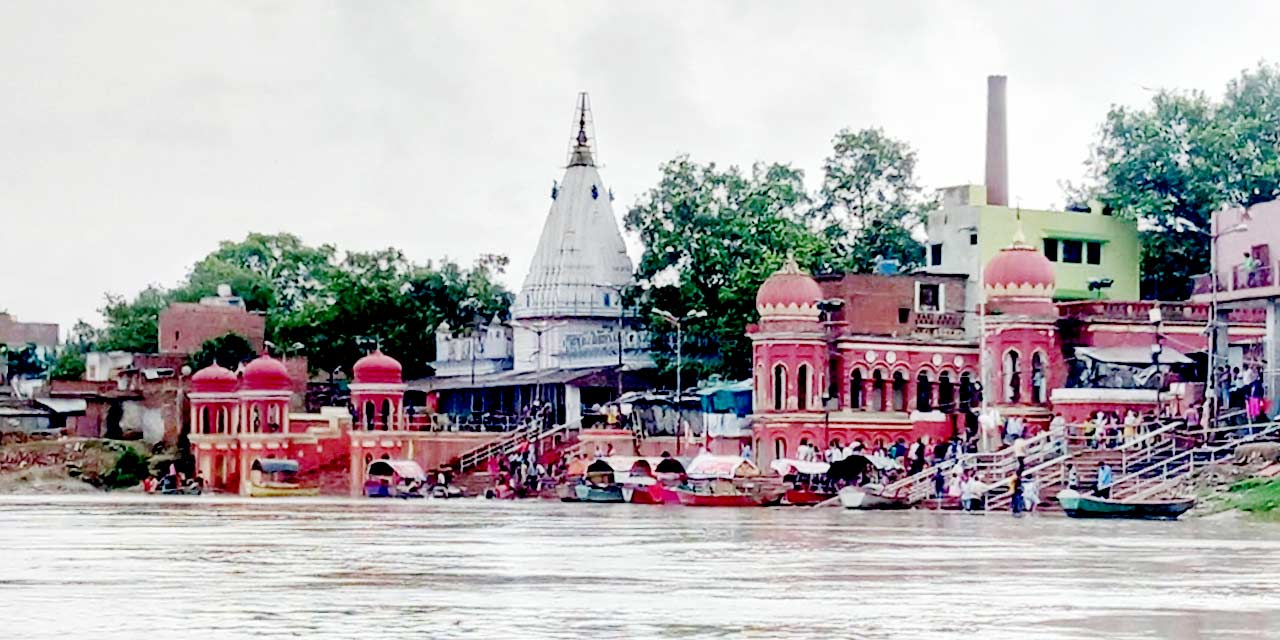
[574,483,625,503]
[247,459,319,497]
[676,454,782,507]
[364,459,427,498]
[770,458,835,506]
[837,485,909,510]
[674,486,766,507]
[1056,489,1195,520]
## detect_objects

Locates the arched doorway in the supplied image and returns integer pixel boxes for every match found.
[772,364,786,411]
[916,371,933,412]
[1031,352,1045,403]
[1004,350,1022,403]
[850,369,864,410]
[892,371,908,412]
[797,364,810,411]
[939,372,955,412]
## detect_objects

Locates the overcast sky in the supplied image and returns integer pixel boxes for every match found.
[3,1,1278,335]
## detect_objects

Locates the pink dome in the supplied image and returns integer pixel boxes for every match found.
[241,355,292,391]
[984,240,1055,298]
[191,364,238,394]
[755,257,823,318]
[353,351,403,385]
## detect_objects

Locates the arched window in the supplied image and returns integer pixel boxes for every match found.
[797,364,810,411]
[892,371,908,412]
[364,401,375,430]
[1004,350,1022,403]
[774,438,787,460]
[217,408,227,434]
[201,407,211,434]
[959,372,974,408]
[1031,352,1045,403]
[268,405,280,431]
[251,406,261,433]
[916,371,933,412]
[381,399,392,431]
[772,364,786,411]
[850,369,864,410]
[939,372,955,413]
[872,370,886,411]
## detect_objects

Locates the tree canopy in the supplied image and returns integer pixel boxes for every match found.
[625,127,929,379]
[95,233,512,379]
[1083,62,1280,299]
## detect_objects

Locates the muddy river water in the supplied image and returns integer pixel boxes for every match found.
[1,495,1278,639]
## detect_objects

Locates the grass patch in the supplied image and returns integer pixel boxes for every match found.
[1228,477,1280,518]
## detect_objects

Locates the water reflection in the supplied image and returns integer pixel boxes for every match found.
[1,496,1277,639]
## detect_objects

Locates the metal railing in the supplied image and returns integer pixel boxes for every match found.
[1110,421,1280,501]
[454,418,585,473]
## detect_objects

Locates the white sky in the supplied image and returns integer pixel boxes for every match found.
[4,1,1278,335]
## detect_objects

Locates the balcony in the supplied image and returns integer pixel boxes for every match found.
[1191,260,1278,300]
[1233,263,1274,290]
[913,311,965,338]
[1057,300,1264,324]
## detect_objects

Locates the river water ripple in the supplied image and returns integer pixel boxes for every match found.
[1,496,1278,639]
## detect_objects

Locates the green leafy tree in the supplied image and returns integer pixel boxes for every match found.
[48,350,86,381]
[1084,63,1280,299]
[819,127,931,272]
[625,157,836,378]
[188,333,257,371]
[98,285,171,353]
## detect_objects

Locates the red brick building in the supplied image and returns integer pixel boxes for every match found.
[157,302,265,355]
[0,313,58,348]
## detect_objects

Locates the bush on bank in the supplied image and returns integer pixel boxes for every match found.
[1228,478,1280,517]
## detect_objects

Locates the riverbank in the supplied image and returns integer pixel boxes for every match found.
[0,436,151,494]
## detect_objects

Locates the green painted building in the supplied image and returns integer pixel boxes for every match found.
[923,184,1140,302]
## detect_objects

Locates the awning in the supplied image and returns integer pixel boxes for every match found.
[1076,346,1193,366]
[407,366,618,392]
[770,458,830,476]
[34,398,87,415]
[252,459,299,473]
[367,459,426,480]
[685,454,761,480]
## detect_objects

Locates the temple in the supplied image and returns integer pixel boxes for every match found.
[746,234,1263,467]
[412,93,654,428]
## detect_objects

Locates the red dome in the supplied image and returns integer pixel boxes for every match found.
[755,257,822,318]
[353,351,403,384]
[191,364,238,394]
[241,355,292,391]
[984,242,1055,298]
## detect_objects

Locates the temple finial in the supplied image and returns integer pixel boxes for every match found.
[567,92,595,167]
[1011,208,1028,246]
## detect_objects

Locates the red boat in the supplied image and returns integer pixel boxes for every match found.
[674,487,766,507]
[782,488,836,506]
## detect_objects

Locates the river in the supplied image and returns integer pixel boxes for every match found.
[1,496,1277,639]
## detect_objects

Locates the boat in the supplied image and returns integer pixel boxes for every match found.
[674,484,767,507]
[676,454,781,507]
[837,485,909,510]
[568,459,627,503]
[364,459,427,498]
[770,458,835,506]
[247,459,319,497]
[828,453,909,510]
[1056,489,1196,520]
[597,456,686,504]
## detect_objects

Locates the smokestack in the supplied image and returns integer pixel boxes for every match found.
[985,75,1008,206]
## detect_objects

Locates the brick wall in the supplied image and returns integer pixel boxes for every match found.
[0,313,58,347]
[816,273,968,337]
[157,303,266,354]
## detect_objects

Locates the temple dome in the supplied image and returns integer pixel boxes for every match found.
[984,235,1055,298]
[353,351,403,385]
[756,257,823,319]
[191,364,238,394]
[241,355,292,392]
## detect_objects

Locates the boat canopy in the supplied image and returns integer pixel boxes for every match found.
[592,456,687,476]
[686,454,761,480]
[367,459,426,480]
[252,459,299,474]
[586,459,617,475]
[770,458,830,476]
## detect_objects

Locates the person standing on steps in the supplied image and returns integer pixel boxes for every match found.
[1095,462,1113,499]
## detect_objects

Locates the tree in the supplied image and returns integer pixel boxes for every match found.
[188,333,257,371]
[97,285,170,353]
[48,349,87,381]
[1084,63,1280,299]
[626,157,836,378]
[819,128,931,272]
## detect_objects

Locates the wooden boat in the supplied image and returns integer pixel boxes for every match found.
[783,488,837,506]
[674,486,766,507]
[574,483,625,503]
[1056,489,1195,520]
[248,459,319,497]
[364,459,427,499]
[837,485,910,510]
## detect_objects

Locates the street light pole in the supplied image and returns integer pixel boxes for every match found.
[1202,219,1249,425]
[655,308,708,454]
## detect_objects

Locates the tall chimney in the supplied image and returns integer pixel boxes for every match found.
[984,75,1008,206]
